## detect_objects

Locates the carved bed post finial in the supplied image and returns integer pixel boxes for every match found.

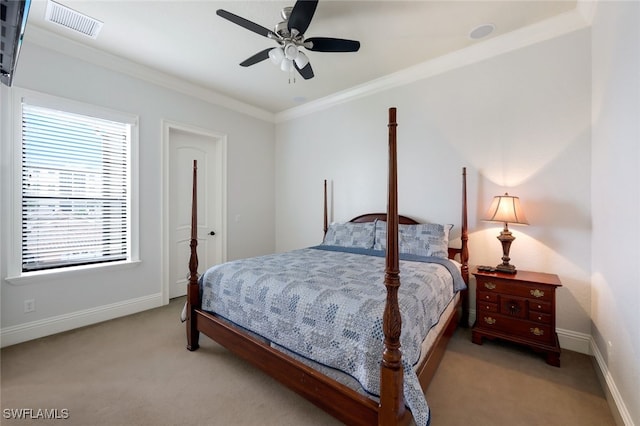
[186,159,200,351]
[379,107,405,425]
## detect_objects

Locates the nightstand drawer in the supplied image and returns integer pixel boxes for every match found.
[478,291,499,303]
[476,277,553,302]
[529,311,551,324]
[478,315,553,345]
[529,300,551,313]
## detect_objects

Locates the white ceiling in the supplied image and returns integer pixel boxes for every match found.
[24,1,580,115]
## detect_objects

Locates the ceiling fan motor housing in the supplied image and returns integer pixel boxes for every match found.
[274,20,290,38]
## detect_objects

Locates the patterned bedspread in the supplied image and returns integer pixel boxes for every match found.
[199,246,466,426]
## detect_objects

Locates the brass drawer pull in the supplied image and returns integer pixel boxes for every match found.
[484,282,496,290]
[530,289,545,298]
[484,317,496,325]
[530,327,544,336]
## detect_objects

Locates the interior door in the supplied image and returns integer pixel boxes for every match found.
[168,128,221,299]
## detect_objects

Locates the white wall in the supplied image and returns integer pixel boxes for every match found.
[591,2,640,425]
[0,41,275,345]
[276,29,592,350]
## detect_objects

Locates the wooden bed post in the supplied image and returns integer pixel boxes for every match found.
[186,160,200,351]
[379,107,406,425]
[323,179,328,236]
[460,167,470,326]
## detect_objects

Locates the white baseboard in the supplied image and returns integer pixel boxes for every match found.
[556,327,592,355]
[0,293,163,348]
[591,339,636,426]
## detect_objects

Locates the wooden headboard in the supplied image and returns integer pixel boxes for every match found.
[350,213,418,225]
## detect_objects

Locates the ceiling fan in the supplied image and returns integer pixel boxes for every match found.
[216,0,360,80]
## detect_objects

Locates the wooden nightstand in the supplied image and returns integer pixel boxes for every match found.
[471,267,562,367]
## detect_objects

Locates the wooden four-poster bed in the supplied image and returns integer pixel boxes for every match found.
[184,107,469,425]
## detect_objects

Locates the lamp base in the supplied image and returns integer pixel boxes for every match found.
[495,263,517,274]
[495,224,517,274]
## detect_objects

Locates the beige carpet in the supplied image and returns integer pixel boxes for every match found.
[1,298,615,426]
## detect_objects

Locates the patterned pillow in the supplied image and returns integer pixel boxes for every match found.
[322,222,376,249]
[374,221,451,258]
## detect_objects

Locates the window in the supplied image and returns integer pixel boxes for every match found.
[18,97,137,273]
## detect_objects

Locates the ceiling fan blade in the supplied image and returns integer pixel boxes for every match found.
[306,37,360,52]
[288,0,318,35]
[295,62,314,80]
[216,9,275,39]
[240,48,272,67]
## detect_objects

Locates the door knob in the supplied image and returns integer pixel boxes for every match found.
[209,231,216,236]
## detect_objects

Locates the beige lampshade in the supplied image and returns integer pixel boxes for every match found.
[484,193,529,225]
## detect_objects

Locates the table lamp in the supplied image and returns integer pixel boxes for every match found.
[483,193,529,274]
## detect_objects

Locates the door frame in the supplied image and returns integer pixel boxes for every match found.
[161,119,227,305]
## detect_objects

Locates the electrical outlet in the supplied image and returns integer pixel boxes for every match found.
[24,299,36,313]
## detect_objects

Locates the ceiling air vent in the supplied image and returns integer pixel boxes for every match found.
[45,0,103,39]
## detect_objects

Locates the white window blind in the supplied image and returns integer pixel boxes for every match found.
[21,103,131,272]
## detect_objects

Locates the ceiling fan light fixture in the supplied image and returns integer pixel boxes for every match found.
[269,47,284,64]
[281,58,293,72]
[284,43,299,60]
[294,51,309,69]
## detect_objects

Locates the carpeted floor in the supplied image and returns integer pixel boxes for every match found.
[1,298,615,425]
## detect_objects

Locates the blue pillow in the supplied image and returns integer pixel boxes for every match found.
[322,222,376,249]
[374,221,451,258]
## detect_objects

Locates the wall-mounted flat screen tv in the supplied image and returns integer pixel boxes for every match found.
[1,0,31,87]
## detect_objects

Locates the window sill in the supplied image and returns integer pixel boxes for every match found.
[5,260,142,286]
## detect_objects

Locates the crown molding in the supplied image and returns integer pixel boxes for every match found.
[23,25,275,123]
[275,7,591,123]
[577,0,598,25]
